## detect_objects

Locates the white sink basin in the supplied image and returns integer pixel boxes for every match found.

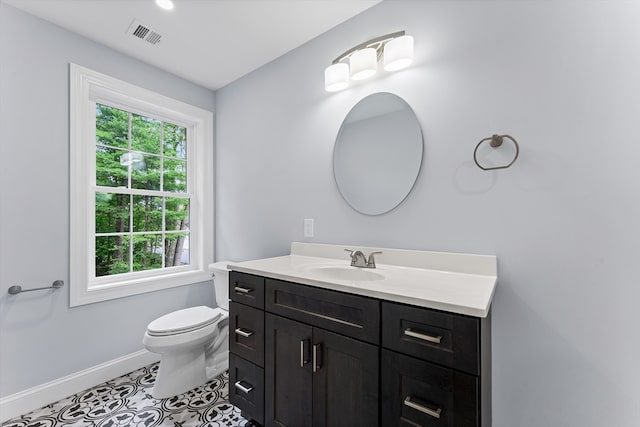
[304,266,385,282]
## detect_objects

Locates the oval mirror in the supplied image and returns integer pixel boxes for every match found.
[333,92,423,215]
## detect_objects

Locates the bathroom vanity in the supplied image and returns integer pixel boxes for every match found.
[227,243,497,427]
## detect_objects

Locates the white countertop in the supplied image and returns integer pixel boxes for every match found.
[227,243,497,318]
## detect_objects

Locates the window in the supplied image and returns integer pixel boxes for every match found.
[70,64,213,306]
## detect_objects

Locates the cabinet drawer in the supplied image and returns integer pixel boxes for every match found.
[230,271,265,309]
[229,353,264,425]
[382,301,479,375]
[381,350,479,427]
[229,301,264,367]
[265,278,380,345]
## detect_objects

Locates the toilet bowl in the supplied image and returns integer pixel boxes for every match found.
[143,262,231,399]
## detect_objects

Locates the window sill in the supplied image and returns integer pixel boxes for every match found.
[70,269,212,307]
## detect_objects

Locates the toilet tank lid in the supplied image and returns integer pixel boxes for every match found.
[148,306,223,335]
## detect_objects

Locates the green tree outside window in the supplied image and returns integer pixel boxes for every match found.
[95,104,189,277]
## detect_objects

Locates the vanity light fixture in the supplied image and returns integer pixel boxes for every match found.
[349,47,378,80]
[383,35,414,71]
[324,31,414,92]
[325,62,349,92]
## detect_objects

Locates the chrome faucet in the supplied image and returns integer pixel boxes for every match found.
[344,249,382,269]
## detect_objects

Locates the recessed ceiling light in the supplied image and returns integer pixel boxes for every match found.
[155,0,174,11]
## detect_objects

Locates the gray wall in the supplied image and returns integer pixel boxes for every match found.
[216,1,640,426]
[0,4,216,397]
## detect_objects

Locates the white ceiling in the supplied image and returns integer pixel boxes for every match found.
[2,0,380,90]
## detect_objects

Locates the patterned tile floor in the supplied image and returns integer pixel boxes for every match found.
[2,363,252,427]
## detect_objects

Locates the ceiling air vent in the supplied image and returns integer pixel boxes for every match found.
[126,19,164,45]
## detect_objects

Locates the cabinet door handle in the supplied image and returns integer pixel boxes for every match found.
[234,380,254,394]
[404,396,442,419]
[404,328,442,344]
[234,327,254,338]
[234,286,253,294]
[300,339,310,367]
[312,344,322,373]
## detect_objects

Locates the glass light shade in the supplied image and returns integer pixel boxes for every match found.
[324,63,349,92]
[350,48,377,81]
[383,35,414,71]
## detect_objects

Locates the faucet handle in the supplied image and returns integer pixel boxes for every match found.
[344,249,356,265]
[345,249,369,267]
[366,251,382,268]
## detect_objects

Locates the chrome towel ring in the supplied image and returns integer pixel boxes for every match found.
[473,134,520,171]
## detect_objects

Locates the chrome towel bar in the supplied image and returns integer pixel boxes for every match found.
[8,280,64,295]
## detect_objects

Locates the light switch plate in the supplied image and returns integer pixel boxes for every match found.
[303,218,314,237]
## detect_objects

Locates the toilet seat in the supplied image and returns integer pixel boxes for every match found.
[147,306,226,337]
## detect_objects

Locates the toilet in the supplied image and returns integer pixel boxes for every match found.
[143,261,231,399]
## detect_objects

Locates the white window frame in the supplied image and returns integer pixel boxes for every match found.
[70,64,214,307]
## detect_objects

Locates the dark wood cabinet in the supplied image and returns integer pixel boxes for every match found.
[381,302,491,427]
[229,271,491,427]
[265,278,380,345]
[381,350,478,427]
[229,272,266,424]
[229,301,265,367]
[230,271,265,309]
[382,301,481,375]
[264,313,313,427]
[263,312,379,427]
[229,353,264,425]
[311,327,379,427]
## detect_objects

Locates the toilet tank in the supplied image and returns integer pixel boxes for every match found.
[210,261,231,311]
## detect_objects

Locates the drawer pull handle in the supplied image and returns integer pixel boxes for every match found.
[404,328,442,344]
[404,396,442,419]
[300,339,310,367]
[234,286,254,294]
[313,344,322,373]
[234,380,254,394]
[234,328,254,338]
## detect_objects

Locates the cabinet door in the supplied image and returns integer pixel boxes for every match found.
[312,328,379,427]
[265,313,313,427]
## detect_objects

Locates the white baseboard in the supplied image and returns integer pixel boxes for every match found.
[0,349,160,423]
